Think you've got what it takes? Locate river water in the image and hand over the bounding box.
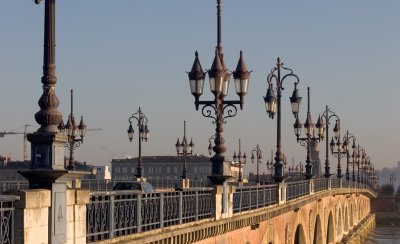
[364,226,400,243]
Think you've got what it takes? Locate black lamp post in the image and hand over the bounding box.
[233,139,246,183]
[321,106,341,178]
[187,0,250,185]
[354,144,362,182]
[58,89,87,170]
[127,107,149,180]
[329,123,347,178]
[264,58,302,182]
[343,130,357,181]
[251,145,262,184]
[293,87,324,179]
[175,121,194,179]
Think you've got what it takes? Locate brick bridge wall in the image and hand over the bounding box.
[95,188,373,244]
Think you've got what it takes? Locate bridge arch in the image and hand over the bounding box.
[336,204,343,238]
[326,211,335,244]
[261,223,280,244]
[349,202,354,227]
[344,205,349,233]
[293,224,306,244]
[312,214,323,244]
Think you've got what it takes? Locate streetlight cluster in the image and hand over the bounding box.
[183,0,378,185]
[58,89,87,170]
[127,107,150,180]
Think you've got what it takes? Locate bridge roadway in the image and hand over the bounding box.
[87,178,376,244]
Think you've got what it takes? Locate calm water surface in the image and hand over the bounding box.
[364,226,400,244]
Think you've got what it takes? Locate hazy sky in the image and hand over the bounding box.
[1,1,399,174]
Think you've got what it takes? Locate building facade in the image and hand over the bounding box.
[111,155,212,181]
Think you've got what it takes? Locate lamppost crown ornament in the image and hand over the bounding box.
[187,0,250,185]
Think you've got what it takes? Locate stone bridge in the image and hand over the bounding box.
[86,178,375,244]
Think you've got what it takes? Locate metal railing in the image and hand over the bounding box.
[286,180,310,200]
[233,184,277,213]
[0,195,20,244]
[81,179,209,192]
[86,177,377,242]
[0,181,29,193]
[314,178,329,192]
[86,188,214,242]
[331,178,341,189]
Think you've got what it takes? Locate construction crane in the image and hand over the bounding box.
[1,125,102,161]
[0,124,30,161]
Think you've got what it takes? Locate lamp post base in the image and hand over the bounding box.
[208,175,232,185]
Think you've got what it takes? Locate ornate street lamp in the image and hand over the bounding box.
[343,130,357,181]
[353,144,363,182]
[233,139,246,183]
[127,107,149,180]
[293,87,324,179]
[175,121,194,179]
[251,145,262,184]
[329,122,347,178]
[187,0,250,185]
[58,89,87,170]
[320,106,341,177]
[264,58,302,182]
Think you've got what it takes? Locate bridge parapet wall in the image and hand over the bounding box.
[88,179,375,244]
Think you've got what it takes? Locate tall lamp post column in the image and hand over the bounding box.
[187,0,250,185]
[58,89,87,170]
[343,130,357,181]
[20,1,89,243]
[251,145,262,184]
[329,124,347,178]
[175,121,194,188]
[127,107,149,181]
[321,106,341,178]
[293,87,324,179]
[233,139,246,184]
[264,58,302,182]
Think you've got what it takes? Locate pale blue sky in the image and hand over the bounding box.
[0,1,399,173]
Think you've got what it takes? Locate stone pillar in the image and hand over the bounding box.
[180,179,190,189]
[66,189,89,244]
[309,178,314,195]
[213,184,236,220]
[278,182,286,205]
[13,189,51,244]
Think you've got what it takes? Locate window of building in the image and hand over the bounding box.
[122,167,127,173]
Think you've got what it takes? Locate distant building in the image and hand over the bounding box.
[0,157,95,181]
[93,166,111,180]
[111,155,241,182]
